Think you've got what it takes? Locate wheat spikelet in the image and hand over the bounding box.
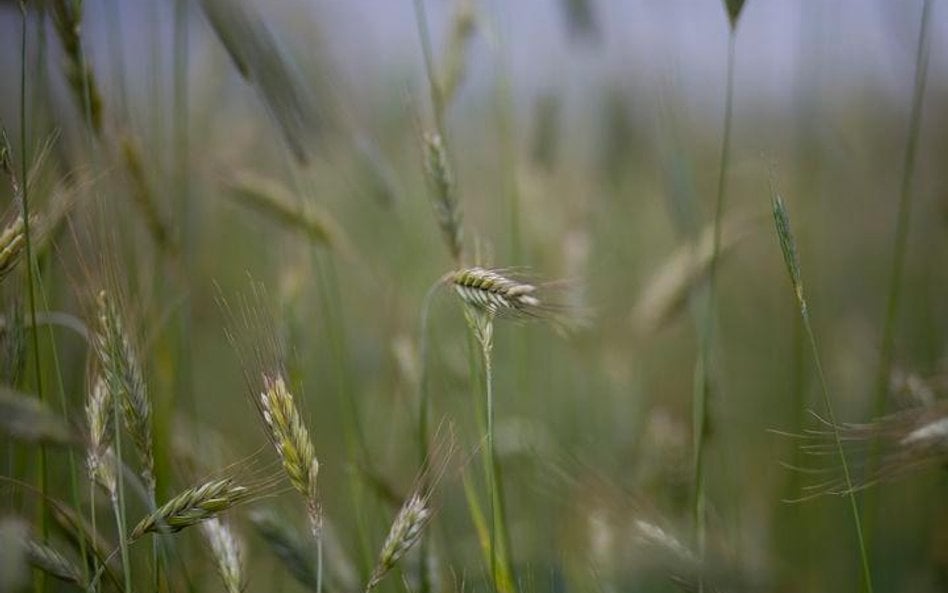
[130,478,253,541]
[259,373,320,532]
[227,171,343,249]
[366,493,432,592]
[93,290,154,494]
[0,387,74,445]
[119,135,176,255]
[25,538,84,586]
[50,0,104,132]
[630,215,750,337]
[0,216,30,281]
[423,133,463,263]
[85,375,116,494]
[251,510,321,592]
[448,267,544,318]
[201,518,245,593]
[438,0,477,107]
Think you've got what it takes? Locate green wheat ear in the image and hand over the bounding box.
[723,0,747,28]
[770,191,805,311]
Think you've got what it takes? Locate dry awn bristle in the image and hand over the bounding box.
[366,493,432,591]
[130,478,253,541]
[93,290,155,494]
[423,133,463,263]
[449,267,542,317]
[201,518,245,593]
[781,400,948,497]
[259,373,320,531]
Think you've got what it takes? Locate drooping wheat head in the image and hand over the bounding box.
[447,267,547,319]
[129,477,254,541]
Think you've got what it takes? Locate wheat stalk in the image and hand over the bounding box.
[129,478,253,541]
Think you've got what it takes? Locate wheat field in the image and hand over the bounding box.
[0,1,946,592]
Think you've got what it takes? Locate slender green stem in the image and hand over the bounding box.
[693,29,736,577]
[89,482,99,593]
[316,529,324,593]
[481,335,497,593]
[799,308,873,593]
[111,395,133,593]
[34,269,89,585]
[312,253,374,576]
[17,11,48,590]
[866,0,933,530]
[167,2,191,588]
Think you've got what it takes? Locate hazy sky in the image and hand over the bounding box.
[1,0,945,125]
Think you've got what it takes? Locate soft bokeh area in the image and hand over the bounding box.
[0,1,947,592]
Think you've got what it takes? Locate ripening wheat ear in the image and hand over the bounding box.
[445,266,582,328]
[424,133,464,264]
[85,375,116,497]
[93,290,154,495]
[201,518,245,593]
[366,423,456,593]
[258,373,321,535]
[367,493,432,592]
[129,477,256,541]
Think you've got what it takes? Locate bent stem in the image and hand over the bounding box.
[865,0,933,544]
[799,309,874,593]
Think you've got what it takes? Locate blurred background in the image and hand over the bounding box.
[0,0,947,592]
